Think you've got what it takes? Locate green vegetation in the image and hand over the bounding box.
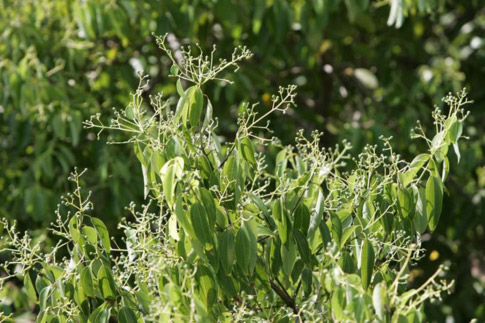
[1,0,484,321]
[0,38,471,321]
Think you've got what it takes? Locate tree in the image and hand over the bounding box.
[0,38,470,322]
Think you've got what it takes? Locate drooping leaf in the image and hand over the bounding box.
[235,225,250,274]
[413,186,428,234]
[396,187,414,219]
[294,229,311,265]
[308,188,324,242]
[426,176,443,231]
[273,199,291,245]
[361,238,375,290]
[188,86,204,127]
[161,157,184,209]
[219,230,235,275]
[190,202,213,250]
[200,188,216,227]
[281,238,297,276]
[294,201,310,235]
[80,267,95,298]
[23,272,37,302]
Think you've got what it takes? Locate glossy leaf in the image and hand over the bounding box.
[361,238,375,290]
[190,203,213,250]
[426,176,443,231]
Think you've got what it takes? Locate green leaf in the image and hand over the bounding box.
[400,154,430,188]
[361,238,375,290]
[135,290,151,314]
[202,97,213,128]
[302,267,313,296]
[190,202,213,250]
[80,267,95,297]
[176,79,184,97]
[168,215,180,241]
[330,214,342,247]
[181,86,204,127]
[308,189,324,242]
[44,264,63,283]
[235,226,250,274]
[269,238,282,276]
[164,283,184,309]
[442,157,450,182]
[219,230,236,275]
[275,148,288,178]
[294,229,311,265]
[372,281,388,320]
[341,225,357,248]
[35,275,48,295]
[428,159,440,178]
[249,193,274,230]
[246,220,258,274]
[331,287,346,321]
[97,266,116,300]
[118,307,138,323]
[426,176,443,231]
[83,226,98,246]
[239,137,256,166]
[252,0,265,34]
[319,220,332,246]
[91,217,111,253]
[170,64,179,76]
[445,116,463,144]
[338,251,356,273]
[281,238,297,276]
[23,272,37,301]
[294,203,310,236]
[431,131,448,162]
[175,196,195,238]
[273,199,292,245]
[161,157,184,209]
[396,187,414,219]
[196,265,218,310]
[175,87,189,123]
[200,188,216,227]
[413,186,428,234]
[222,155,238,182]
[39,286,51,311]
[453,143,461,163]
[69,216,82,247]
[88,303,111,323]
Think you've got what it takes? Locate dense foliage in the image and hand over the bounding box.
[0,38,472,322]
[1,0,484,321]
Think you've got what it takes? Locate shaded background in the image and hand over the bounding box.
[1,0,484,320]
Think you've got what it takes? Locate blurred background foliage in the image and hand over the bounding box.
[0,0,483,321]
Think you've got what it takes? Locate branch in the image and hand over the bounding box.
[269,278,299,315]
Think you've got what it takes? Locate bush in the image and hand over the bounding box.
[0,36,471,322]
